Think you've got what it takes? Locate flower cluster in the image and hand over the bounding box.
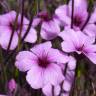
[0,0,96,95]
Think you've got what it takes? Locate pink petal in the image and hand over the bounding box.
[55,5,68,16]
[84,53,96,64]
[53,16,61,27]
[0,11,16,26]
[83,45,96,53]
[69,0,87,11]
[84,24,96,37]
[15,51,37,72]
[55,5,71,25]
[41,20,60,40]
[75,31,88,48]
[60,29,78,52]
[32,17,41,27]
[31,41,52,57]
[42,83,52,96]
[63,80,71,92]
[26,66,44,89]
[42,83,61,96]
[65,70,75,82]
[0,27,18,50]
[61,41,76,53]
[42,84,61,96]
[89,8,96,23]
[17,14,29,25]
[54,85,61,96]
[19,24,37,43]
[44,64,64,85]
[68,56,76,70]
[24,27,37,43]
[59,28,79,44]
[48,48,69,64]
[76,31,95,46]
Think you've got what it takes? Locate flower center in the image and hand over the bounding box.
[38,55,50,68]
[76,44,84,52]
[38,11,52,21]
[9,21,20,31]
[94,22,96,25]
[73,15,82,27]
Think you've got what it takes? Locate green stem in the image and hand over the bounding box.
[0,48,7,92]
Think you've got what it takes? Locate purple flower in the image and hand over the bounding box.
[15,42,69,89]
[55,0,88,30]
[0,11,37,50]
[8,79,17,92]
[32,11,60,40]
[59,28,96,64]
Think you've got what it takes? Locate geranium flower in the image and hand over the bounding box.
[32,11,60,40]
[55,0,88,30]
[59,28,96,64]
[15,42,69,89]
[8,79,17,93]
[42,56,76,96]
[0,11,37,50]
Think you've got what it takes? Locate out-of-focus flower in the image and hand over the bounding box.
[55,0,96,38]
[55,0,96,40]
[55,0,88,30]
[15,42,69,89]
[0,11,37,50]
[8,78,17,93]
[60,28,96,64]
[32,11,60,40]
